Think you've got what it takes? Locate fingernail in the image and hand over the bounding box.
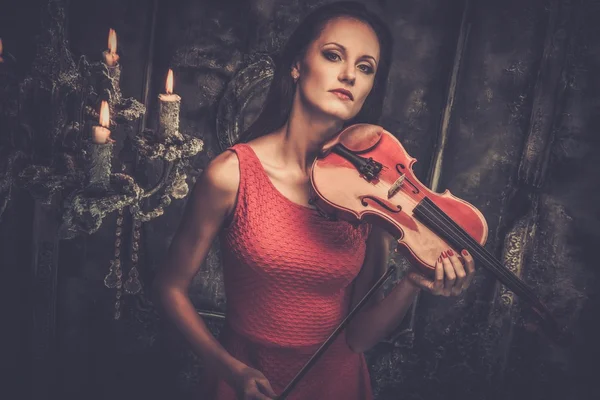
[461,249,469,257]
[448,249,454,256]
[442,251,448,258]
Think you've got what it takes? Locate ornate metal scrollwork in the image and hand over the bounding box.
[216,54,275,149]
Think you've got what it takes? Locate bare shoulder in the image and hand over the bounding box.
[201,149,240,193]
[189,149,240,218]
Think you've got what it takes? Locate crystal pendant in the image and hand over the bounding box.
[124,267,142,294]
[104,259,121,288]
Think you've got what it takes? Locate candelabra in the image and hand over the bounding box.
[0,4,202,320]
[10,56,202,240]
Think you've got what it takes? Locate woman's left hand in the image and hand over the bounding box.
[405,249,475,296]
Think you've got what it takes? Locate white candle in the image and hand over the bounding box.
[88,100,113,192]
[158,92,181,102]
[92,126,111,144]
[158,69,181,140]
[159,69,180,102]
[92,101,113,144]
[102,28,119,67]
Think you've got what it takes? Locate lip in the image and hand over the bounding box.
[330,88,354,101]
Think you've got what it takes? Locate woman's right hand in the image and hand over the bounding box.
[231,364,277,400]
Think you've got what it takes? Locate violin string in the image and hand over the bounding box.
[413,203,535,299]
[373,176,539,304]
[361,159,535,299]
[416,199,540,305]
[364,170,542,308]
[371,180,420,208]
[418,197,532,292]
[418,196,538,299]
[407,200,501,276]
[382,177,516,282]
[371,174,513,275]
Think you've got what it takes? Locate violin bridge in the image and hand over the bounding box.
[387,174,406,199]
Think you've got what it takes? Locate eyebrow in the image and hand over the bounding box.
[322,42,378,66]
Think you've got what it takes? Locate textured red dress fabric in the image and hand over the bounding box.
[200,143,373,400]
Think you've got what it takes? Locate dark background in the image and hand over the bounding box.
[1,0,599,399]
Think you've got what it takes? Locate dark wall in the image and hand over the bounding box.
[1,0,600,399]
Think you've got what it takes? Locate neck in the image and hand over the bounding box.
[272,97,344,177]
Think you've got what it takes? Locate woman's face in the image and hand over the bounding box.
[293,16,381,122]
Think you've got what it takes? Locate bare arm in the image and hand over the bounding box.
[345,225,476,354]
[152,150,245,387]
[345,225,420,353]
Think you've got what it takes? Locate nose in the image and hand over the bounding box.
[339,65,356,85]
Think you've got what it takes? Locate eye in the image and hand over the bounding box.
[323,51,341,61]
[358,64,375,74]
[358,64,375,75]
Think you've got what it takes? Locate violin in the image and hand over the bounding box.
[276,123,571,399]
[309,123,570,346]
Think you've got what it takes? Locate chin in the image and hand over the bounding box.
[302,95,358,122]
[319,105,357,122]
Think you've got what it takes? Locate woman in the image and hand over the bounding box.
[153,2,476,399]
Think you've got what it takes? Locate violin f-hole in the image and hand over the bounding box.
[359,195,402,213]
[395,164,419,194]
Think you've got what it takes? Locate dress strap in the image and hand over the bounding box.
[221,143,267,231]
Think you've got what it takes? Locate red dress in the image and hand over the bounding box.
[201,143,373,400]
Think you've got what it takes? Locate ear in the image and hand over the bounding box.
[291,60,301,78]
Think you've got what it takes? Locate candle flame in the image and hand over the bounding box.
[108,28,117,54]
[166,69,174,94]
[99,101,110,128]
[0,38,3,55]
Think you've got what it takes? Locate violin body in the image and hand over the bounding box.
[310,124,570,346]
[311,123,487,275]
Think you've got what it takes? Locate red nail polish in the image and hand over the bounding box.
[442,251,447,258]
[461,249,469,257]
[448,249,454,256]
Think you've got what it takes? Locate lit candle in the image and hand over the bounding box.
[0,38,16,66]
[101,29,121,101]
[157,69,181,140]
[102,28,119,67]
[88,101,113,192]
[92,101,113,144]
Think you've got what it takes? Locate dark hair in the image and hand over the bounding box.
[236,1,393,144]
